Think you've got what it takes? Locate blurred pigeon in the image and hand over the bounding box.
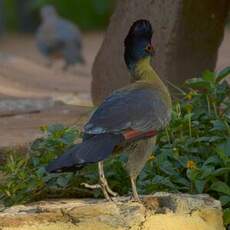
[36,5,84,69]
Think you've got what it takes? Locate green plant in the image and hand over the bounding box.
[138,67,230,226]
[0,67,229,225]
[0,124,129,206]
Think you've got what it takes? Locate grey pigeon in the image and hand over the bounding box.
[36,5,84,69]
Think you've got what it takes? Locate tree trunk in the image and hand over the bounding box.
[92,0,229,105]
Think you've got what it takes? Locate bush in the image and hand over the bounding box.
[0,67,229,225]
[139,67,230,226]
[0,124,129,206]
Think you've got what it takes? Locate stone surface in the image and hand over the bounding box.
[0,193,224,230]
[0,97,55,116]
[92,0,230,104]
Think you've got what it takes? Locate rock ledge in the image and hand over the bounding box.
[0,193,224,230]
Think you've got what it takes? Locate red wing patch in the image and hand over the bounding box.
[122,129,157,141]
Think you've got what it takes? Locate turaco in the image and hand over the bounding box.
[46,19,172,202]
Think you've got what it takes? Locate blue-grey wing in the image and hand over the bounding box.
[84,85,171,134]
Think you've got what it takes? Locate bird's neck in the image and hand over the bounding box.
[132,57,171,106]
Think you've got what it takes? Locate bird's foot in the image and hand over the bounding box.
[81,182,117,201]
[81,183,101,190]
[98,161,118,199]
[100,178,118,197]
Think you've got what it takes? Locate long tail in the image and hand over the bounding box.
[46,133,124,173]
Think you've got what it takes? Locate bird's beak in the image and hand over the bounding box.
[149,44,155,56]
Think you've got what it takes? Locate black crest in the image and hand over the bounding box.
[125,19,153,47]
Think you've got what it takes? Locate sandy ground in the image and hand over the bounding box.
[0,28,229,149]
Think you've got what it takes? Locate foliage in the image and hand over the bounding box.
[0,124,129,206]
[139,67,230,226]
[0,67,230,225]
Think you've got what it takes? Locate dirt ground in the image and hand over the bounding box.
[0,28,229,150]
[0,32,103,149]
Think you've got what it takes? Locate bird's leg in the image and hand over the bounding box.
[98,161,118,197]
[130,176,141,202]
[81,161,117,201]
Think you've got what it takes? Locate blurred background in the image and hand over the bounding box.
[0,2,229,223]
[0,0,116,149]
[0,1,228,149]
[1,0,115,32]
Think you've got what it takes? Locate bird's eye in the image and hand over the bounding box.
[145,44,155,55]
[145,45,152,52]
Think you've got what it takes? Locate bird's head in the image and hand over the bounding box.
[40,5,58,21]
[124,19,154,70]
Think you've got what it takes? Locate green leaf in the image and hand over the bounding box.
[56,176,70,188]
[159,161,177,176]
[202,70,215,82]
[223,208,230,226]
[36,167,46,177]
[61,130,78,145]
[185,78,211,90]
[210,120,226,131]
[173,176,190,187]
[212,168,230,177]
[200,166,215,179]
[203,156,220,166]
[186,169,200,182]
[216,66,230,83]
[195,180,206,193]
[216,139,230,165]
[47,124,65,135]
[210,181,230,195]
[219,196,230,206]
[152,175,176,189]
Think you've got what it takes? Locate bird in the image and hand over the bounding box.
[46,19,172,202]
[36,5,84,70]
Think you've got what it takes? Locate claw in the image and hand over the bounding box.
[81,161,118,201]
[98,161,118,199]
